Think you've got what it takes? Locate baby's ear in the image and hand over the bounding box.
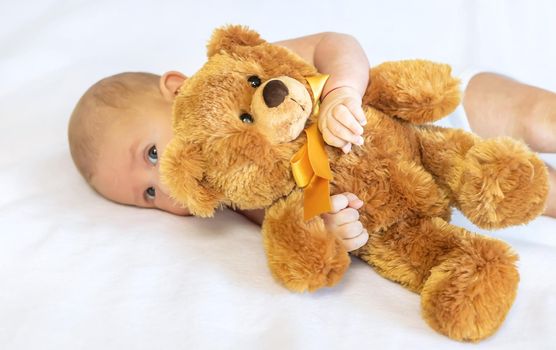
[160,71,187,101]
[160,137,223,217]
[206,25,266,58]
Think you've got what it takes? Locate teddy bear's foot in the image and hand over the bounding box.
[420,236,519,342]
[457,138,548,229]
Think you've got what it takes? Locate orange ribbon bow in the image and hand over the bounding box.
[290,74,333,220]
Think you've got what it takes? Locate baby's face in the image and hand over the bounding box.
[91,96,191,216]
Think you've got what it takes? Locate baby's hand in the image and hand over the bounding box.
[318,86,367,154]
[321,192,369,252]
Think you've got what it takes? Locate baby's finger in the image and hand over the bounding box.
[335,220,364,240]
[341,143,352,154]
[317,111,328,134]
[324,207,360,226]
[342,192,364,209]
[328,193,350,213]
[344,98,367,126]
[332,104,364,136]
[328,115,363,146]
[322,128,349,150]
[342,230,369,252]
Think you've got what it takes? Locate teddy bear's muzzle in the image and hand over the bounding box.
[251,76,313,144]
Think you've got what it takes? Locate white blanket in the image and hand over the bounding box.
[1,1,555,349]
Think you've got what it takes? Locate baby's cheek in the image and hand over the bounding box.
[158,197,191,216]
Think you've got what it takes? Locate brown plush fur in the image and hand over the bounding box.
[160,25,549,342]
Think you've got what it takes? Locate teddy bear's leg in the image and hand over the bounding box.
[353,216,519,341]
[261,191,351,293]
[363,60,461,124]
[415,125,549,229]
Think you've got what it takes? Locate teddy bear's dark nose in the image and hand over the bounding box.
[263,80,289,108]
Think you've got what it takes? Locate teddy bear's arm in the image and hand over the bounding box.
[363,60,460,124]
[160,138,224,217]
[261,191,350,292]
[415,125,548,228]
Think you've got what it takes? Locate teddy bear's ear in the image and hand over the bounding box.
[160,137,223,217]
[206,25,266,58]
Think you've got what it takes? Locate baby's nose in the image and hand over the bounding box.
[263,79,289,107]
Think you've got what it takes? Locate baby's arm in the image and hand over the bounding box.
[274,33,370,153]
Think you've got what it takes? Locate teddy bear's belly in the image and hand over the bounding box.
[329,123,451,232]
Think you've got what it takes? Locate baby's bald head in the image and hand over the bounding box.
[68,72,160,183]
[67,70,190,216]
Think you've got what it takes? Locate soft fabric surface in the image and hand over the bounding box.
[1,1,554,349]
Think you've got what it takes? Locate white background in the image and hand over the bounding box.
[1,1,555,349]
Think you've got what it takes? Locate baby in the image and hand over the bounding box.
[68,32,556,247]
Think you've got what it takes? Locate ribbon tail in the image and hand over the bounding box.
[303,176,332,221]
[290,73,333,221]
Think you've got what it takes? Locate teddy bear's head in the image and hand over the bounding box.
[161,26,321,217]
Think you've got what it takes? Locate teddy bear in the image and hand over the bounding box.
[160,25,549,341]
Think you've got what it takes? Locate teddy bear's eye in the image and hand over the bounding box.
[240,113,254,124]
[247,75,261,88]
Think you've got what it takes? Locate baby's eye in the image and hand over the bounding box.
[145,186,156,201]
[147,145,158,165]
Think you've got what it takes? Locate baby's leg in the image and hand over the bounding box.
[464,72,556,152]
[464,72,556,217]
[546,166,556,217]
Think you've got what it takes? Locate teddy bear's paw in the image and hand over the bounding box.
[457,138,548,229]
[270,238,351,293]
[420,238,519,341]
[305,248,351,292]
